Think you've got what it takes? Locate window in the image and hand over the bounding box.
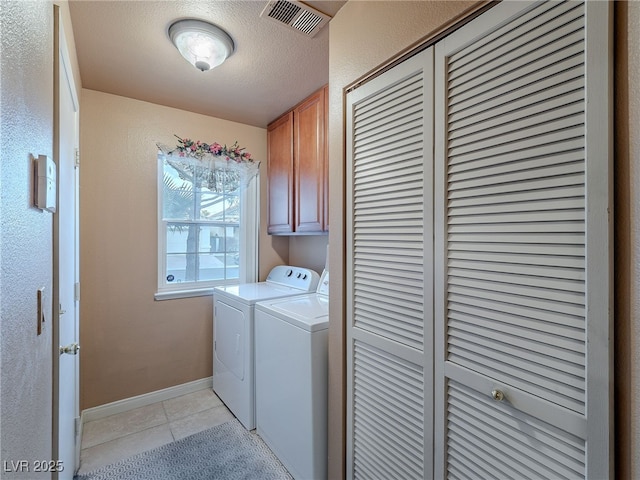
[156,153,258,300]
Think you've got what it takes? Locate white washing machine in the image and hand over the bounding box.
[213,265,319,430]
[254,269,329,480]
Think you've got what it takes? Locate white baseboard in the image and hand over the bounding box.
[81,377,213,424]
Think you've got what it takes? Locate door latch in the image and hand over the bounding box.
[59,342,80,356]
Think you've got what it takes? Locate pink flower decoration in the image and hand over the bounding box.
[171,135,254,163]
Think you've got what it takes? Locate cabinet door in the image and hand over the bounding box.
[433,1,612,478]
[294,88,326,233]
[267,111,294,234]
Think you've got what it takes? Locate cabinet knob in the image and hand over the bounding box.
[491,389,505,402]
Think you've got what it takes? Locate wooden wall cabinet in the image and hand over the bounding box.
[267,85,328,235]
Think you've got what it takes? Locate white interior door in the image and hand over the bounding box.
[433,1,613,478]
[54,6,80,478]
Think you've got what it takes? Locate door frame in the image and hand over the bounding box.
[52,4,80,477]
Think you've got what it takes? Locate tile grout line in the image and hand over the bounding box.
[81,402,171,451]
[160,399,177,442]
[77,422,176,476]
[81,419,171,453]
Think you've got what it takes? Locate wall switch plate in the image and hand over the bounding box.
[37,287,45,335]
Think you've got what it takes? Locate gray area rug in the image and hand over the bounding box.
[74,420,292,480]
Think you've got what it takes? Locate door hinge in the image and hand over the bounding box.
[74,148,80,168]
[74,282,80,302]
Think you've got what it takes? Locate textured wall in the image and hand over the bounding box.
[79,89,288,409]
[0,0,55,475]
[327,2,478,477]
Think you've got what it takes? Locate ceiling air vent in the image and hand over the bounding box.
[260,0,331,37]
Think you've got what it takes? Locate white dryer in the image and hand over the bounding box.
[254,269,329,480]
[213,265,319,430]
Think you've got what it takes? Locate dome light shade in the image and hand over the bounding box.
[168,19,234,72]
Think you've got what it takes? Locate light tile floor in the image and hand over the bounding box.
[77,389,234,475]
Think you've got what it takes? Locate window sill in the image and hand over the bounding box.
[154,288,214,301]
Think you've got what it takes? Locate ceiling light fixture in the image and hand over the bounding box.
[168,19,234,72]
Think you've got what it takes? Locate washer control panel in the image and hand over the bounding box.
[266,265,320,291]
[316,270,329,296]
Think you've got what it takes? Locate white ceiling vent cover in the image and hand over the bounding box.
[260,0,331,37]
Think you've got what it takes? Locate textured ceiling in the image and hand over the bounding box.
[69,1,345,128]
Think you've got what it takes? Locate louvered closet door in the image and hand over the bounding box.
[346,48,434,480]
[433,1,612,479]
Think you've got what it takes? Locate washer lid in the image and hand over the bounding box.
[257,294,328,331]
[214,282,306,305]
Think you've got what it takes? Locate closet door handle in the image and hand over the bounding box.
[491,389,505,402]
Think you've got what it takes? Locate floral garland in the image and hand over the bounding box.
[170,134,254,163]
[158,135,259,193]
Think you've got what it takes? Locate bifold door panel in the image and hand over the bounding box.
[434,1,611,477]
[346,47,435,479]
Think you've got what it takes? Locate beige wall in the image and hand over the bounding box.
[328,1,639,478]
[79,90,288,409]
[289,235,329,274]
